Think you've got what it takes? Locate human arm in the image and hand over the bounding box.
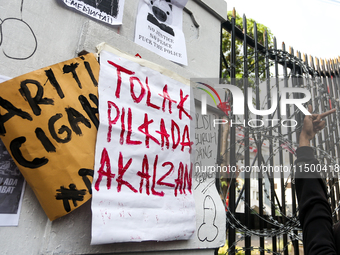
[295,105,337,254]
[299,105,335,147]
[295,147,337,255]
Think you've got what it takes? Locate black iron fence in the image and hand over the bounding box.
[218,8,340,255]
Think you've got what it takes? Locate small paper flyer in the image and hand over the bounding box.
[134,0,188,66]
[61,0,126,25]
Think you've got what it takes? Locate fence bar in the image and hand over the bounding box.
[316,58,337,222]
[273,37,284,254]
[243,14,251,255]
[253,22,265,255]
[306,55,317,148]
[281,42,294,255]
[325,59,340,221]
[329,59,340,219]
[227,7,237,255]
[310,57,325,153]
[289,46,300,255]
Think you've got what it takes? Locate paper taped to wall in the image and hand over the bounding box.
[91,49,195,244]
[61,0,126,25]
[134,0,188,65]
[0,53,100,220]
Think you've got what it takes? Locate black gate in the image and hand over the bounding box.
[219,8,340,255]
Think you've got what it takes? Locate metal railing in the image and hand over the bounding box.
[219,8,340,255]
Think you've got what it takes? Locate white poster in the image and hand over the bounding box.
[134,0,188,66]
[91,49,195,244]
[0,140,26,227]
[0,75,26,227]
[61,0,125,25]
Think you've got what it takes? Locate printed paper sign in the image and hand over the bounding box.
[61,0,125,25]
[0,75,26,226]
[91,50,195,244]
[0,53,100,220]
[0,140,26,226]
[134,0,188,65]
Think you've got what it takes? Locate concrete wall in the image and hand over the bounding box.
[0,0,228,254]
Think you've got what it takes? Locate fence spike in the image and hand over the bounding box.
[331,59,335,72]
[315,57,320,68]
[310,55,316,69]
[328,59,332,70]
[326,59,331,72]
[331,59,335,73]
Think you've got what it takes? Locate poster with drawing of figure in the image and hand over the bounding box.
[61,0,125,25]
[135,0,188,66]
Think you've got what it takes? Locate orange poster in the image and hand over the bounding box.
[0,53,99,220]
